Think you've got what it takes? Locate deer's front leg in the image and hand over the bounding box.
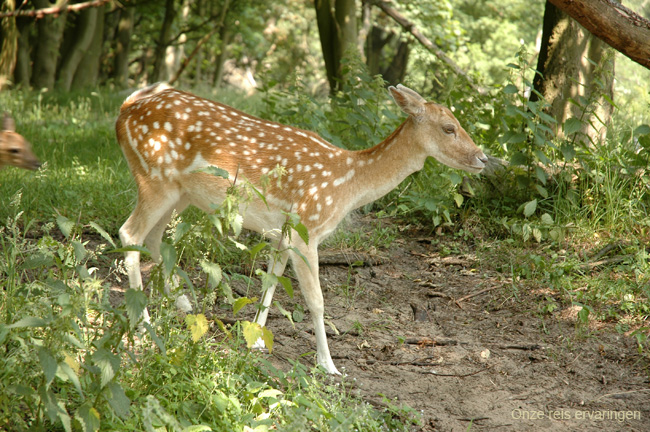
[291,243,341,375]
[252,246,290,350]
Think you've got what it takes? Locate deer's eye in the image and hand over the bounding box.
[443,125,456,135]
[9,148,20,154]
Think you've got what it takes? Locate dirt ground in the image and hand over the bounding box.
[118,214,650,432]
[232,218,650,432]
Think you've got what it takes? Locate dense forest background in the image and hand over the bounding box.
[0,0,648,119]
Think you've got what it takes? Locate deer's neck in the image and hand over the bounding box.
[345,119,427,210]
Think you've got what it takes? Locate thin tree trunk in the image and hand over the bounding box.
[57,6,99,91]
[532,1,614,144]
[14,16,31,86]
[113,5,134,88]
[31,0,67,90]
[72,4,105,89]
[151,0,177,82]
[0,0,18,89]
[314,0,359,94]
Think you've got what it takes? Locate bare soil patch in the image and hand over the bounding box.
[238,218,650,431]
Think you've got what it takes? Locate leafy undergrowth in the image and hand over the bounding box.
[0,202,416,431]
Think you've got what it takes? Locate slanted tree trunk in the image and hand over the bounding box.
[57,6,99,90]
[31,0,67,90]
[72,4,105,89]
[113,5,134,88]
[531,1,614,145]
[314,0,359,94]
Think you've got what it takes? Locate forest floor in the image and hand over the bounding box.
[117,214,650,432]
[234,215,650,432]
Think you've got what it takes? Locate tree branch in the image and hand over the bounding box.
[548,0,650,70]
[0,0,111,19]
[372,0,478,91]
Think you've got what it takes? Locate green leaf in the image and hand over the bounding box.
[108,245,150,256]
[75,402,101,432]
[185,314,209,342]
[541,213,554,225]
[563,117,583,135]
[535,166,547,185]
[248,241,268,258]
[8,316,47,328]
[241,321,263,349]
[503,84,519,94]
[38,348,58,386]
[193,165,230,179]
[273,301,295,327]
[634,124,650,136]
[201,260,222,289]
[293,222,309,245]
[278,275,293,299]
[58,361,83,397]
[159,241,176,278]
[532,228,542,243]
[142,322,166,355]
[233,297,254,316]
[89,222,115,248]
[510,151,527,166]
[173,222,191,245]
[448,172,462,185]
[71,241,87,262]
[57,215,75,239]
[107,382,131,419]
[124,289,147,328]
[453,193,464,208]
[93,348,120,388]
[523,199,537,218]
[535,184,548,198]
[292,304,305,323]
[261,326,274,353]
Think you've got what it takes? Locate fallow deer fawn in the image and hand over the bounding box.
[0,113,41,171]
[116,83,487,375]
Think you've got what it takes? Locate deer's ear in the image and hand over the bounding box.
[389,84,427,117]
[3,113,15,132]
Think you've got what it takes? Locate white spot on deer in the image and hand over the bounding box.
[174,100,181,105]
[321,182,328,189]
[308,214,320,221]
[259,132,265,138]
[297,164,303,172]
[297,179,304,186]
[185,142,191,150]
[333,169,355,186]
[325,196,333,206]
[182,113,190,121]
[141,124,149,134]
[175,112,182,119]
[316,203,322,212]
[346,157,353,165]
[164,153,172,164]
[157,156,163,165]
[171,150,179,160]
[153,121,160,129]
[164,122,173,132]
[309,186,318,196]
[322,171,331,177]
[304,165,311,172]
[261,167,270,174]
[160,135,168,143]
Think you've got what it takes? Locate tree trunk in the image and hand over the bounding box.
[151,0,177,82]
[532,1,614,145]
[113,5,134,88]
[31,0,67,90]
[548,0,650,70]
[13,16,31,86]
[57,6,99,91]
[365,25,409,86]
[0,0,18,89]
[72,4,105,89]
[314,0,359,94]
